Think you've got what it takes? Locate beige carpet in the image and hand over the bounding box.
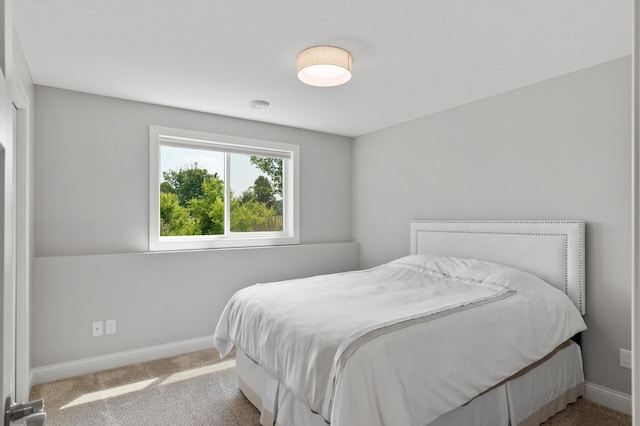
[31,349,631,426]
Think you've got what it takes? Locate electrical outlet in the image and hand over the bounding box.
[92,321,103,337]
[620,348,632,369]
[106,319,117,335]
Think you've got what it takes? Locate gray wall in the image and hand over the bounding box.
[33,57,632,396]
[32,87,358,367]
[35,86,353,256]
[352,57,631,394]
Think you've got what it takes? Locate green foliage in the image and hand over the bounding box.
[187,175,225,235]
[160,181,176,194]
[253,175,275,207]
[238,189,255,205]
[230,200,281,232]
[250,156,283,195]
[163,164,212,206]
[159,162,283,237]
[159,192,197,236]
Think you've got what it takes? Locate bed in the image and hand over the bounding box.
[214,220,587,426]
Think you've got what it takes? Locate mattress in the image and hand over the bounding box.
[236,341,584,426]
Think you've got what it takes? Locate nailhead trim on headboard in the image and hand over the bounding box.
[411,220,585,314]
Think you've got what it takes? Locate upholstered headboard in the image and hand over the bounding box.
[410,220,585,314]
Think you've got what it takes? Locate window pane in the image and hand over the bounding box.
[151,125,298,250]
[230,153,284,232]
[159,145,225,236]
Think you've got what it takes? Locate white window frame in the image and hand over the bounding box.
[149,125,300,251]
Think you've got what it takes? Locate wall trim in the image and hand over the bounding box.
[584,381,632,415]
[30,335,214,386]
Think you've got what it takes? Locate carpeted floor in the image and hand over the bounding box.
[30,349,631,426]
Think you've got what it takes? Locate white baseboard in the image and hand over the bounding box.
[30,335,214,386]
[584,381,632,415]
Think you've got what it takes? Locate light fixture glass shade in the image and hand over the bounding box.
[297,46,352,87]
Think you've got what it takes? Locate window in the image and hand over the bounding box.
[149,126,299,251]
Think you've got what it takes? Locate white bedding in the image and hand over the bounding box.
[235,341,584,426]
[214,255,586,425]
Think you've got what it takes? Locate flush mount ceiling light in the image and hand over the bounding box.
[297,46,352,87]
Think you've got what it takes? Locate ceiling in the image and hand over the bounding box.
[13,1,631,137]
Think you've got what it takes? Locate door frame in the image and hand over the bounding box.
[632,0,639,422]
[11,69,30,403]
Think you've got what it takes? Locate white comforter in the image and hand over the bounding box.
[214,255,586,426]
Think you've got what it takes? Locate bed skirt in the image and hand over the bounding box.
[236,341,584,426]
